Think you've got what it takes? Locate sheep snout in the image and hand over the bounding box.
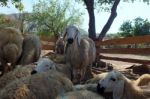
[97,83,105,94]
[67,38,73,44]
[31,70,37,75]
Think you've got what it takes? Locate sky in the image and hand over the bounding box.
[0,0,150,34]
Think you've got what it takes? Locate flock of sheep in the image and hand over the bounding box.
[0,26,149,99]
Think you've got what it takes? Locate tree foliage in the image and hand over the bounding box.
[26,0,83,37]
[118,17,150,37]
[0,0,24,11]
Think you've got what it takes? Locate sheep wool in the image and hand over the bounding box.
[17,34,41,65]
[0,65,35,90]
[0,27,23,75]
[0,70,73,99]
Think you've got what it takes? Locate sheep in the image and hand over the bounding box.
[17,34,42,65]
[74,83,113,99]
[56,90,105,99]
[0,27,23,75]
[86,72,108,84]
[0,70,73,99]
[0,64,35,90]
[134,74,150,86]
[97,70,150,99]
[63,25,96,84]
[31,57,72,80]
[86,72,150,87]
[55,36,65,54]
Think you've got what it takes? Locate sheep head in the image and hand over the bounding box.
[31,58,56,74]
[63,25,80,45]
[97,70,125,99]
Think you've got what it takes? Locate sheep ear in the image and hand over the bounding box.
[63,28,67,40]
[113,80,124,99]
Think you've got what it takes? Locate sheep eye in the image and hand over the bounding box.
[110,77,116,81]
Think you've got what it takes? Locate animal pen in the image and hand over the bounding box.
[40,35,150,67]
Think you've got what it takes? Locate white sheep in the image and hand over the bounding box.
[31,58,56,74]
[56,90,105,99]
[97,70,150,99]
[17,34,42,65]
[73,83,113,99]
[86,72,150,87]
[0,27,23,75]
[31,57,72,79]
[63,25,96,84]
[0,65,35,90]
[0,70,73,99]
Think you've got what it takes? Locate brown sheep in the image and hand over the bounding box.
[17,34,41,65]
[97,70,150,99]
[55,36,65,54]
[0,27,23,75]
[0,65,35,90]
[64,25,96,84]
[0,70,73,99]
[134,74,150,86]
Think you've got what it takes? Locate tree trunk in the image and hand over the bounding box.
[98,0,120,41]
[84,0,96,40]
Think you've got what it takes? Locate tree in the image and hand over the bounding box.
[119,20,133,37]
[79,0,150,41]
[83,0,96,40]
[118,17,150,37]
[0,0,24,11]
[25,0,83,37]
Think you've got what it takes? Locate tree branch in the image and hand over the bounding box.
[98,0,120,41]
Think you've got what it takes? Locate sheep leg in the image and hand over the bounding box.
[81,65,93,83]
[70,66,74,82]
[80,68,86,84]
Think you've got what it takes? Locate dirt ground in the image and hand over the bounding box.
[42,50,150,79]
[42,50,149,70]
[101,53,150,71]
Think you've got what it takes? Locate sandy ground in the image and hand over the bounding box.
[100,53,150,71]
[42,50,149,70]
